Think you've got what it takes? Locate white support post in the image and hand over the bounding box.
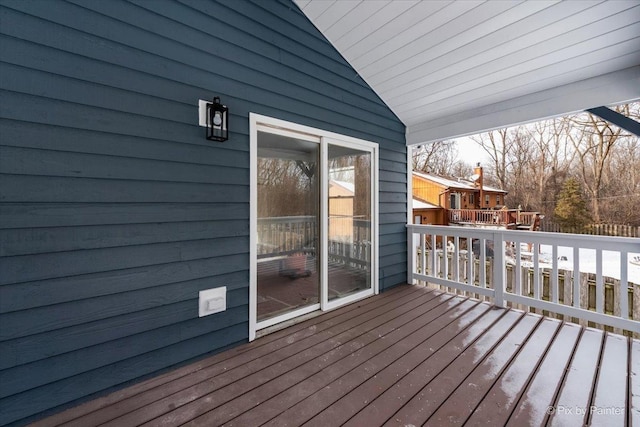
[407,227,414,284]
[406,147,413,284]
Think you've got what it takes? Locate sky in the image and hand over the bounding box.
[454,136,490,166]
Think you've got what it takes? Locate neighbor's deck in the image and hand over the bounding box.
[33,285,639,426]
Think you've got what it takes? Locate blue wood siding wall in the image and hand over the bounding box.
[0,0,407,424]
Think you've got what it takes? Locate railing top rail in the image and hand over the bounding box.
[407,224,640,251]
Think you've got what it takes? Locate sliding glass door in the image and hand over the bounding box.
[327,143,372,302]
[250,114,378,338]
[256,130,320,323]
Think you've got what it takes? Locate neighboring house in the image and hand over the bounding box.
[0,1,406,425]
[329,179,355,241]
[413,167,507,211]
[412,169,545,230]
[412,198,444,225]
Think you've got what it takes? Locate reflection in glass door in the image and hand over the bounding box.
[256,131,320,322]
[327,144,372,300]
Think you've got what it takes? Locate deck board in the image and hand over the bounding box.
[30,284,637,427]
[506,323,582,426]
[549,328,604,426]
[590,334,628,426]
[461,316,561,426]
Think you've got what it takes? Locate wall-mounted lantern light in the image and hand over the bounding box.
[206,96,228,142]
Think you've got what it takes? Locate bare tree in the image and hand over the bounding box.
[502,128,536,210]
[603,137,640,224]
[567,104,630,223]
[449,161,474,179]
[258,158,316,217]
[470,128,518,190]
[412,140,457,175]
[525,118,575,219]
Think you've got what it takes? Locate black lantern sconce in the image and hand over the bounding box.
[206,96,229,142]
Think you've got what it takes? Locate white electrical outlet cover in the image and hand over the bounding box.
[199,286,226,317]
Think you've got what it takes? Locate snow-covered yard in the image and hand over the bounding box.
[530,245,640,284]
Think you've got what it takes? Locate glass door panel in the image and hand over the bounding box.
[256,131,319,322]
[327,144,372,301]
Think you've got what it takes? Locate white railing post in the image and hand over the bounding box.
[407,226,414,284]
[493,231,505,308]
[573,246,580,309]
[420,231,426,280]
[479,237,486,290]
[551,245,559,304]
[621,251,629,320]
[467,236,473,287]
[596,248,604,315]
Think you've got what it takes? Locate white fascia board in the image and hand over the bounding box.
[406,66,640,146]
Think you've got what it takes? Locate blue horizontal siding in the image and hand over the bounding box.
[0,254,248,314]
[1,220,249,257]
[1,236,249,285]
[0,119,249,168]
[0,202,248,229]
[2,286,246,370]
[0,0,406,424]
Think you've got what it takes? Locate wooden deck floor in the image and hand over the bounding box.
[32,284,639,427]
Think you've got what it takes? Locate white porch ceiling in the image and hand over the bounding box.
[294,0,640,145]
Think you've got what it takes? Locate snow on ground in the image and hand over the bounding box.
[533,244,640,284]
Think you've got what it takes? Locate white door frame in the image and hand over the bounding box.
[249,113,379,341]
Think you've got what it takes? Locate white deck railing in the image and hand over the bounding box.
[407,224,640,334]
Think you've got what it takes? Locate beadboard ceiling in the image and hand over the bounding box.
[294,0,640,145]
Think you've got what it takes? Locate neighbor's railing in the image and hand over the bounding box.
[517,212,538,227]
[407,224,640,336]
[448,209,539,228]
[448,209,509,225]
